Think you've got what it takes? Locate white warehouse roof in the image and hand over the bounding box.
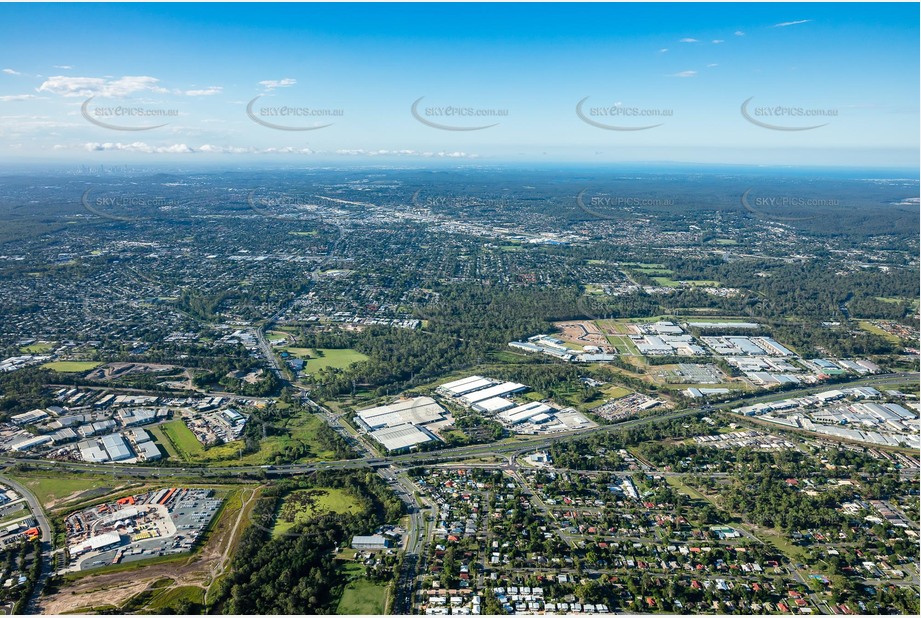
[474,397,516,413]
[439,375,486,392]
[461,382,527,405]
[356,397,445,430]
[370,423,438,451]
[443,377,495,396]
[68,532,122,556]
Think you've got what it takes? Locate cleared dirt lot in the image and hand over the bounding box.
[553,320,609,347]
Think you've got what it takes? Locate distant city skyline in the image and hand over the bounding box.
[0,2,918,168]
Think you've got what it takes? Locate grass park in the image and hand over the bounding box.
[272,488,362,537]
[20,341,55,353]
[156,413,341,466]
[40,360,101,373]
[335,561,390,615]
[279,347,369,373]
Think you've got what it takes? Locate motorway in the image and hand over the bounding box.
[2,373,915,482]
[0,474,53,613]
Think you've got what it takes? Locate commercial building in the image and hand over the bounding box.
[460,382,527,405]
[10,409,49,426]
[68,531,122,557]
[355,397,446,431]
[100,433,132,461]
[369,423,439,452]
[351,534,392,550]
[10,435,53,452]
[438,376,496,397]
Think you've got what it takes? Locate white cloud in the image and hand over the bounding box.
[679,38,699,43]
[2,68,21,76]
[707,63,719,68]
[259,146,314,154]
[258,78,296,90]
[184,86,222,96]
[773,19,812,28]
[199,144,253,154]
[334,148,477,159]
[0,94,37,102]
[84,141,193,153]
[38,75,168,98]
[67,142,476,158]
[712,39,724,44]
[52,65,73,70]
[659,48,669,53]
[734,30,745,36]
[671,70,698,78]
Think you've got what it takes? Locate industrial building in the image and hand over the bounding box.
[355,397,446,431]
[437,375,497,397]
[68,531,122,557]
[500,402,552,425]
[100,433,132,461]
[473,397,516,414]
[369,423,439,452]
[10,409,49,426]
[351,534,392,550]
[10,435,53,452]
[460,382,527,405]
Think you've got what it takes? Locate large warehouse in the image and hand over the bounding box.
[460,382,527,405]
[369,423,439,452]
[355,396,446,431]
[437,375,496,397]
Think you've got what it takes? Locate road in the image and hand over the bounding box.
[0,474,53,613]
[2,372,915,482]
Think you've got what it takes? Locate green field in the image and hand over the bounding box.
[148,425,181,459]
[5,473,135,507]
[281,347,369,373]
[336,562,390,615]
[273,488,362,536]
[603,386,631,399]
[159,420,206,459]
[147,585,205,610]
[159,413,341,465]
[41,360,101,373]
[651,276,681,287]
[857,320,901,344]
[682,280,722,287]
[20,341,55,353]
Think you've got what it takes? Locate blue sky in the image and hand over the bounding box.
[0,2,918,168]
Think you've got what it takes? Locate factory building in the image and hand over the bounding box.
[369,423,439,452]
[355,397,446,431]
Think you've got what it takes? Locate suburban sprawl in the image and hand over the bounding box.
[0,167,917,616]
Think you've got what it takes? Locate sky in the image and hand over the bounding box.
[0,2,918,169]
